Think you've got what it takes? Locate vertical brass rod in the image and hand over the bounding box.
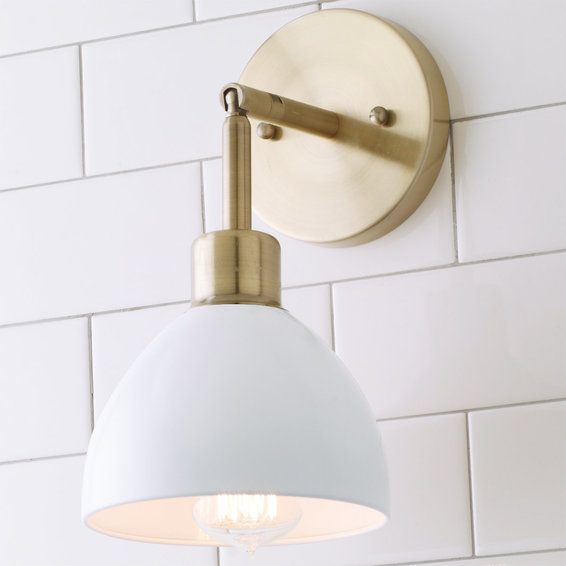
[223,89,252,230]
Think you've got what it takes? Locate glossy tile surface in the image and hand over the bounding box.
[326,0,566,118]
[470,401,566,555]
[412,550,566,565]
[202,156,454,287]
[0,457,217,565]
[0,164,201,325]
[333,253,566,419]
[0,319,90,462]
[195,0,306,20]
[82,6,315,174]
[454,106,566,261]
[222,414,471,566]
[0,0,192,55]
[0,48,82,190]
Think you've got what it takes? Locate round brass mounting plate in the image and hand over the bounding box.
[240,9,449,246]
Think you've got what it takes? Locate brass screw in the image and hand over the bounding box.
[369,106,391,126]
[257,122,277,140]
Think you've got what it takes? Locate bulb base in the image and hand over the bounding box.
[191,229,281,308]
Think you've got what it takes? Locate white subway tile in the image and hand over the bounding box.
[82,6,316,174]
[0,456,217,565]
[222,414,471,566]
[195,0,307,20]
[333,253,566,419]
[0,164,201,325]
[202,156,454,287]
[470,401,566,555]
[92,303,190,419]
[0,0,192,56]
[454,107,566,261]
[408,550,566,566]
[0,319,90,462]
[282,285,333,347]
[326,1,566,118]
[0,48,82,190]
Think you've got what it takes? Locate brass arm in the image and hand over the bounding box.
[221,83,339,139]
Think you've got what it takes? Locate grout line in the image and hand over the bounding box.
[191,0,197,22]
[87,315,95,431]
[199,160,207,233]
[283,246,566,291]
[90,298,190,316]
[464,412,477,556]
[1,247,566,331]
[280,266,454,292]
[375,396,566,425]
[0,174,83,194]
[0,312,90,330]
[0,155,221,195]
[216,547,221,566]
[0,451,86,467]
[448,124,459,262]
[0,2,321,61]
[0,299,191,331]
[328,283,336,351]
[77,45,87,177]
[450,100,566,123]
[0,43,73,61]
[376,546,566,566]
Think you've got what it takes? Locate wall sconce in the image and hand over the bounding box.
[82,9,449,556]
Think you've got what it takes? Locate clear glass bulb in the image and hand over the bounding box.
[193,494,301,556]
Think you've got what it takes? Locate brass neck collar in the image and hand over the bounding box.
[191,229,281,308]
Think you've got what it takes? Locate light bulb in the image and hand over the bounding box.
[193,494,302,555]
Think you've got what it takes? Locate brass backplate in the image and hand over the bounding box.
[240,9,450,246]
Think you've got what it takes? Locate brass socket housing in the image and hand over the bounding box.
[191,230,281,308]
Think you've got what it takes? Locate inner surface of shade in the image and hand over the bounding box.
[86,496,386,545]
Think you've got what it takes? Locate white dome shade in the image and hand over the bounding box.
[82,304,389,545]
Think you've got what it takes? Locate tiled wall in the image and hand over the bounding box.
[0,0,564,564]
